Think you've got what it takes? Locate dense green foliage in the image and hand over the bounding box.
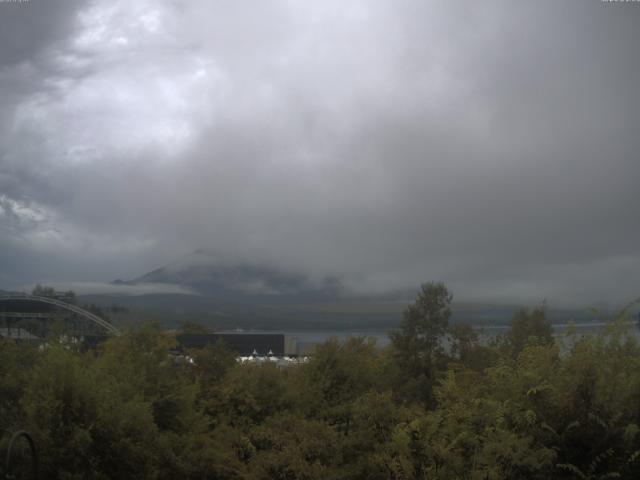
[2,285,640,479]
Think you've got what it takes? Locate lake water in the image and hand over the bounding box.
[223,321,640,351]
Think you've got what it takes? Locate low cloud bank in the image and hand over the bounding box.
[17,282,197,297]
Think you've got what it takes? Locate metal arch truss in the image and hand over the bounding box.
[0,294,120,336]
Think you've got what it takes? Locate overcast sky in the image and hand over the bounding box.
[0,0,638,306]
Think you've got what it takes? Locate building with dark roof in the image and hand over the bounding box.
[176,333,296,356]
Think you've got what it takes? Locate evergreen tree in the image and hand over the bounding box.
[390,282,452,406]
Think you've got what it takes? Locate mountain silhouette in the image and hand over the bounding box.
[113,250,343,303]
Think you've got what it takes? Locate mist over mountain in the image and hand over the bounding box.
[113,250,345,303]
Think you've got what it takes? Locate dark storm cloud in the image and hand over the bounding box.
[0,0,83,66]
[0,0,638,306]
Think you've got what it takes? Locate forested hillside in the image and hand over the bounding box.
[1,284,639,479]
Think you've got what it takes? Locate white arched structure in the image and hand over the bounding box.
[0,294,120,336]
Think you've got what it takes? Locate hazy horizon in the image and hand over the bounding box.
[1,0,639,307]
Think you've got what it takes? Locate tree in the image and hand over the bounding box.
[21,346,162,478]
[178,319,211,334]
[390,282,452,406]
[448,323,477,362]
[248,413,341,480]
[298,337,381,436]
[31,285,76,304]
[32,284,55,297]
[507,306,553,355]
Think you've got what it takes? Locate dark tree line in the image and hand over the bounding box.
[1,282,639,479]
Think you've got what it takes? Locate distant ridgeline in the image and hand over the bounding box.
[111,250,344,303]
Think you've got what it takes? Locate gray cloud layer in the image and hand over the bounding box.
[0,0,638,306]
